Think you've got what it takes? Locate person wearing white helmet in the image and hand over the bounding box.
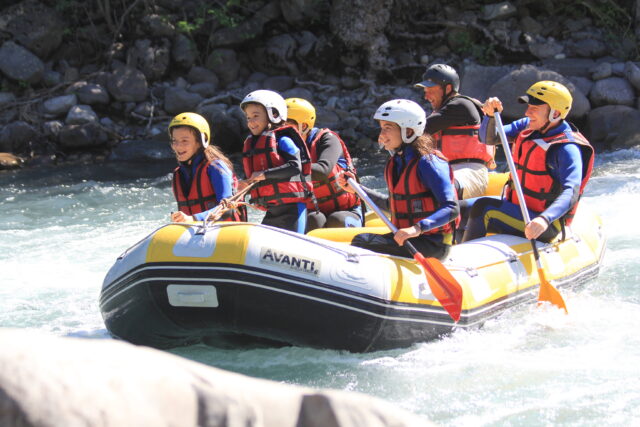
[462,81,594,243]
[338,99,460,260]
[239,89,314,233]
[415,63,496,199]
[168,112,245,223]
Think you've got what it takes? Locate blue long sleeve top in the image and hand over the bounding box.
[480,117,584,224]
[175,153,234,221]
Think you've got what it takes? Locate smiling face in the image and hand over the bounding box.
[244,103,269,136]
[524,103,553,131]
[378,120,404,151]
[170,127,200,162]
[422,85,446,110]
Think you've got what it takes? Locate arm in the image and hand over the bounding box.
[311,131,342,181]
[538,143,583,225]
[262,136,302,180]
[479,116,529,145]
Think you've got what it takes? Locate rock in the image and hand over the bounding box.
[587,105,640,149]
[132,101,154,119]
[108,139,174,161]
[66,105,99,125]
[520,16,542,34]
[611,62,625,76]
[164,87,203,115]
[58,123,109,149]
[568,76,593,97]
[316,107,340,130]
[265,34,299,74]
[127,38,170,81]
[42,94,78,117]
[568,38,608,58]
[197,103,243,153]
[340,76,361,90]
[280,0,325,28]
[0,41,44,84]
[205,49,240,87]
[487,64,590,120]
[460,63,513,102]
[0,0,64,57]
[590,62,612,80]
[589,77,635,107]
[186,66,219,86]
[140,13,176,38]
[188,82,217,98]
[209,2,282,47]
[264,75,295,92]
[42,120,64,139]
[294,31,317,60]
[0,121,37,153]
[172,33,197,69]
[624,61,640,91]
[0,152,24,169]
[67,82,110,105]
[247,72,269,84]
[282,87,314,102]
[528,37,564,60]
[0,328,430,427]
[107,66,149,102]
[541,58,596,78]
[481,1,517,20]
[42,69,62,87]
[0,91,16,108]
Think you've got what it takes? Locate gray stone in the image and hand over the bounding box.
[0,0,64,57]
[0,41,44,84]
[109,139,174,161]
[591,62,612,80]
[58,123,109,148]
[280,0,324,27]
[0,121,36,153]
[264,75,295,92]
[611,62,626,76]
[172,33,197,69]
[188,82,217,98]
[265,34,298,73]
[107,66,149,102]
[0,328,430,427]
[568,38,608,58]
[316,107,340,130]
[247,72,269,84]
[140,13,176,38]
[66,105,99,125]
[164,87,203,115]
[42,70,62,87]
[69,82,110,105]
[590,77,635,107]
[187,66,219,86]
[282,87,314,102]
[133,101,154,119]
[174,76,189,90]
[481,1,517,20]
[528,37,564,60]
[42,120,64,139]
[460,63,514,102]
[587,105,640,149]
[294,31,318,59]
[487,64,590,120]
[568,76,594,97]
[624,61,640,91]
[197,102,243,153]
[205,49,240,87]
[0,92,16,108]
[520,16,543,34]
[340,76,361,90]
[209,2,281,47]
[42,94,78,117]
[127,38,170,81]
[541,58,597,78]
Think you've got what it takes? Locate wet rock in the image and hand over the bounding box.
[0,121,37,153]
[58,123,109,149]
[172,33,197,69]
[164,87,203,115]
[590,77,635,107]
[67,82,110,106]
[0,0,64,57]
[587,105,640,149]
[107,66,149,102]
[42,94,78,117]
[590,62,612,80]
[0,41,44,84]
[624,61,640,91]
[0,152,24,170]
[205,49,240,87]
[66,105,99,125]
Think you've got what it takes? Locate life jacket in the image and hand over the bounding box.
[172,159,245,222]
[384,150,459,237]
[506,123,594,226]
[304,128,360,214]
[242,125,314,209]
[432,95,496,167]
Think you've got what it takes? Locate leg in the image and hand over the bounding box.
[262,203,307,234]
[351,232,450,260]
[325,209,362,228]
[452,163,489,199]
[305,211,327,232]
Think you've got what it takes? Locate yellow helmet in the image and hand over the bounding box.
[285,98,316,130]
[521,81,573,119]
[168,112,210,148]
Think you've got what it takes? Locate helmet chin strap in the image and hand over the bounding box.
[540,109,561,134]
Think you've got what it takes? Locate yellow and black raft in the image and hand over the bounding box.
[99,174,606,352]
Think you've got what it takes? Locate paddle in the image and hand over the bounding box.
[346,177,463,322]
[204,182,255,224]
[493,112,568,313]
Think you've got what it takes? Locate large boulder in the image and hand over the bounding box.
[589,77,635,107]
[0,121,37,153]
[0,0,64,57]
[164,87,204,115]
[586,105,640,150]
[0,41,44,84]
[127,38,171,81]
[0,328,430,427]
[486,65,590,120]
[42,94,78,117]
[460,63,513,102]
[107,66,149,102]
[58,123,109,149]
[205,48,240,87]
[172,33,197,69]
[67,81,110,105]
[209,2,282,47]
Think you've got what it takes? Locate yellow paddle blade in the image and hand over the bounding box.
[536,267,568,314]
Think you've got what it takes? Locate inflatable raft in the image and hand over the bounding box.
[100,175,606,352]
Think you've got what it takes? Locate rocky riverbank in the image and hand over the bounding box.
[1,0,640,171]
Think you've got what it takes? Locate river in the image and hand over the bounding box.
[1,147,639,425]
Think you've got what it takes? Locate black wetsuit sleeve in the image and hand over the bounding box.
[312,132,342,181]
[424,96,481,135]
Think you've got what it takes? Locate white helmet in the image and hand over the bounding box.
[373,99,426,144]
[240,89,287,124]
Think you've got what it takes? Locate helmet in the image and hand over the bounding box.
[415,64,460,92]
[240,90,287,124]
[519,80,572,120]
[168,112,210,148]
[374,99,426,144]
[285,98,316,130]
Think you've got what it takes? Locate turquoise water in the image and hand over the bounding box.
[1,150,639,425]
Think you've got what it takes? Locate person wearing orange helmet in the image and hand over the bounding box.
[461,81,594,243]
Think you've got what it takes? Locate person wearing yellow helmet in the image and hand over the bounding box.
[168,112,245,223]
[239,90,314,233]
[461,81,594,243]
[285,97,362,231]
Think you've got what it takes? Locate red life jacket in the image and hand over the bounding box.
[432,95,496,167]
[506,124,594,226]
[304,128,360,214]
[384,150,459,236]
[242,125,314,208]
[172,159,245,222]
